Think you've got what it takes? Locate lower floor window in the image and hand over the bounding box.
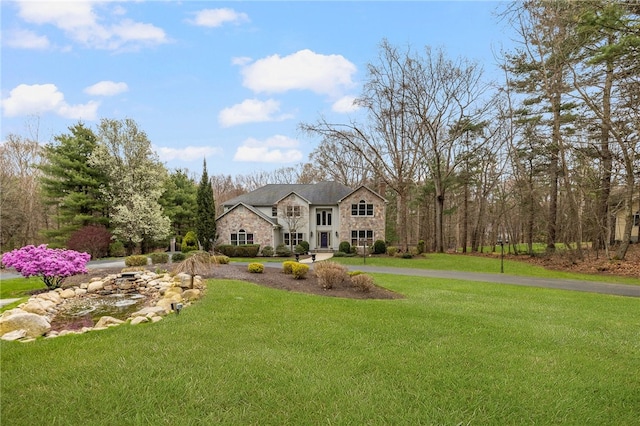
[231,230,254,245]
[285,232,304,246]
[351,230,373,246]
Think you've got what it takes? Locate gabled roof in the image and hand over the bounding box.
[222,181,354,207]
[216,202,280,226]
[339,185,386,203]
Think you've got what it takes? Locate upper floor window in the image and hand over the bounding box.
[351,200,374,216]
[316,210,332,226]
[272,206,278,217]
[231,229,254,246]
[286,205,301,217]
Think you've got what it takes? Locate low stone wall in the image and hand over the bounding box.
[0,271,205,342]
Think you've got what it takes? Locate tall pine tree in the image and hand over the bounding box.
[196,159,216,252]
[39,123,108,246]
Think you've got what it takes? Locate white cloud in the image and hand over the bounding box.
[332,95,360,113]
[4,29,50,49]
[241,49,357,96]
[218,99,292,127]
[84,81,129,96]
[189,8,249,27]
[1,83,99,120]
[155,146,222,162]
[14,0,167,51]
[233,135,303,163]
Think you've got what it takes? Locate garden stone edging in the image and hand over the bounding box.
[0,271,205,342]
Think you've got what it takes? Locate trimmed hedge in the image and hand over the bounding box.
[212,255,230,265]
[149,252,169,264]
[216,244,260,258]
[248,263,264,273]
[291,263,309,279]
[275,243,292,257]
[125,255,148,267]
[171,252,186,262]
[282,261,296,274]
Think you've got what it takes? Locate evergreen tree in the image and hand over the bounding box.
[159,169,198,241]
[39,123,108,246]
[196,159,216,252]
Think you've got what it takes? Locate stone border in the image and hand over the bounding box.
[0,271,205,342]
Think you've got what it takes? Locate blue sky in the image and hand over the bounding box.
[1,1,513,177]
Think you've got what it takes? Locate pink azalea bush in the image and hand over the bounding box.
[1,244,91,289]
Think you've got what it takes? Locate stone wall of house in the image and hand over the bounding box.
[216,206,275,248]
[338,187,386,245]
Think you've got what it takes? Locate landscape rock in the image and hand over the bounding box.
[1,329,27,341]
[0,312,51,338]
[59,289,76,299]
[130,316,149,325]
[94,316,124,328]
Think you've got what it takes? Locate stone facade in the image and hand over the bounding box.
[338,187,386,247]
[216,204,276,248]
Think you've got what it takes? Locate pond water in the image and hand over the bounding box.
[50,293,150,332]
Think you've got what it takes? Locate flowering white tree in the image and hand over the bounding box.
[90,118,170,253]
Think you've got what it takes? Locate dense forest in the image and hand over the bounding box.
[1,1,638,260]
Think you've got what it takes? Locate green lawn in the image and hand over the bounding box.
[2,273,639,425]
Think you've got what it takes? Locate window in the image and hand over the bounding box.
[351,200,374,216]
[286,205,301,217]
[231,229,254,246]
[351,230,373,246]
[316,210,332,226]
[634,212,640,227]
[284,233,304,246]
[272,206,277,217]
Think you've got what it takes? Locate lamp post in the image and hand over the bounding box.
[497,237,507,273]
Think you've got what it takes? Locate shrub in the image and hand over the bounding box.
[261,246,274,257]
[332,251,346,257]
[282,261,296,274]
[299,240,310,253]
[1,244,91,290]
[212,255,229,264]
[248,263,264,273]
[171,252,186,262]
[109,241,126,257]
[294,244,307,254]
[373,239,387,255]
[314,261,348,290]
[216,244,260,257]
[417,240,425,254]
[66,225,112,259]
[182,231,198,253]
[149,252,169,264]
[125,255,148,267]
[275,243,292,257]
[386,246,398,256]
[348,270,363,277]
[291,263,309,279]
[338,241,351,254]
[350,273,375,293]
[401,252,413,259]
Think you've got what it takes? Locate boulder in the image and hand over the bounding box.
[94,316,124,328]
[21,299,55,315]
[59,289,76,299]
[130,306,167,318]
[0,312,51,338]
[87,281,104,293]
[1,329,27,341]
[130,316,149,325]
[182,289,201,301]
[37,291,62,304]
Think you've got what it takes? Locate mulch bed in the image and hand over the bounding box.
[65,263,403,300]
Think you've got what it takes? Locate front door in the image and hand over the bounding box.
[320,232,328,248]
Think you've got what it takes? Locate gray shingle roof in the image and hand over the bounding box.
[222,181,354,207]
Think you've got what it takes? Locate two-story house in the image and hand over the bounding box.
[215,181,386,252]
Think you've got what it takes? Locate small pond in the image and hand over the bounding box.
[50,293,151,332]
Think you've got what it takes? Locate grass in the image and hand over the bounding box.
[331,253,640,285]
[2,273,639,425]
[0,276,46,300]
